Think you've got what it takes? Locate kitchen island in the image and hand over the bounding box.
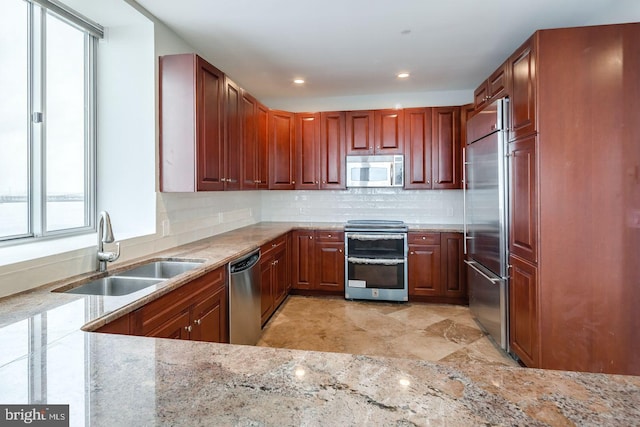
[0,222,638,426]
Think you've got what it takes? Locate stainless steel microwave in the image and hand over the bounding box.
[346,155,404,188]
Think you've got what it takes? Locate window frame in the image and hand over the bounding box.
[0,0,100,245]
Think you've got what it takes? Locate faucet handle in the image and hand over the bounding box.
[106,242,121,262]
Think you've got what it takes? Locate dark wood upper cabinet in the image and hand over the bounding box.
[256,103,269,189]
[224,77,242,190]
[474,61,508,112]
[295,113,321,190]
[160,54,224,192]
[509,37,536,141]
[404,107,433,189]
[269,110,295,189]
[374,109,404,154]
[346,110,374,154]
[431,106,461,189]
[319,111,346,189]
[240,90,257,189]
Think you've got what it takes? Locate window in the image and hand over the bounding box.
[0,0,101,242]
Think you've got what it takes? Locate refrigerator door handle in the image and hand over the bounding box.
[464,260,504,284]
[463,146,467,254]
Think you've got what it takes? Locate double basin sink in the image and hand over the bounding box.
[59,260,204,296]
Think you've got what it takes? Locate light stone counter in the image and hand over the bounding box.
[0,221,637,426]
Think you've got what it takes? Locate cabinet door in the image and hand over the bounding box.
[240,91,258,189]
[269,110,295,189]
[509,135,538,263]
[509,37,536,141]
[224,77,242,190]
[408,244,441,297]
[319,112,346,189]
[346,110,374,154]
[190,285,228,343]
[509,255,539,367]
[431,107,461,189]
[440,233,466,299]
[488,62,508,101]
[292,230,315,289]
[295,113,321,190]
[146,310,191,340]
[260,253,274,325]
[196,56,225,191]
[473,81,489,111]
[374,109,404,154]
[256,103,269,189]
[404,107,433,189]
[315,241,345,292]
[95,314,130,335]
[273,246,289,306]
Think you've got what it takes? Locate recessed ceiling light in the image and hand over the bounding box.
[397,72,410,79]
[293,79,305,84]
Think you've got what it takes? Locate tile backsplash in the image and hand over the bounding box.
[261,189,463,224]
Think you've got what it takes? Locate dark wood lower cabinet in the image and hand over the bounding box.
[128,266,228,343]
[260,234,289,325]
[292,230,344,294]
[408,232,467,304]
[508,255,539,367]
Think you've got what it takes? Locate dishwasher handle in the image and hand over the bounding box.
[230,250,261,273]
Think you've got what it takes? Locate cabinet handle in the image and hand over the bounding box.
[427,180,430,184]
[272,243,277,247]
[328,234,332,237]
[194,319,201,325]
[410,251,415,255]
[185,325,192,332]
[422,236,426,240]
[322,181,326,184]
[339,249,343,253]
[292,180,296,184]
[309,236,313,239]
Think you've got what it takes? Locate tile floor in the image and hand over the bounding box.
[257,295,518,367]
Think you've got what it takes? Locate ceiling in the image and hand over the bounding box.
[133,0,640,107]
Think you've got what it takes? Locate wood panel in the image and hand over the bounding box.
[509,134,538,263]
[224,77,241,190]
[319,112,346,189]
[509,37,536,141]
[346,110,374,154]
[240,91,257,189]
[295,113,320,190]
[440,233,466,299]
[374,109,404,154]
[404,107,433,189]
[269,110,295,189]
[256,103,269,189]
[509,255,538,367]
[432,106,461,189]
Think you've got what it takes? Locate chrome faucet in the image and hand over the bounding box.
[97,211,120,272]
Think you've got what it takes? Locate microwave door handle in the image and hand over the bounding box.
[390,162,394,186]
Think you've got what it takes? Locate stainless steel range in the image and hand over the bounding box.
[344,220,408,302]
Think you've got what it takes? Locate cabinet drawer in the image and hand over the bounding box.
[408,232,440,245]
[315,230,344,242]
[261,234,287,256]
[132,267,226,336]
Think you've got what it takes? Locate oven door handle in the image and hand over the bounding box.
[347,257,405,266]
[347,233,406,240]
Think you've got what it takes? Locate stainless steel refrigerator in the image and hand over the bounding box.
[464,98,509,351]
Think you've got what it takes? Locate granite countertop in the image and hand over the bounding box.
[0,221,638,426]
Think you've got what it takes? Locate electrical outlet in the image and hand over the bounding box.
[162,220,170,237]
[372,289,379,298]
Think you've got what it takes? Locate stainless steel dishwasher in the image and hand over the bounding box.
[228,249,262,345]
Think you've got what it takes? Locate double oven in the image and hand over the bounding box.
[344,220,408,302]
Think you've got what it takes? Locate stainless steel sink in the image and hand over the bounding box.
[114,260,203,279]
[59,259,204,296]
[63,276,162,296]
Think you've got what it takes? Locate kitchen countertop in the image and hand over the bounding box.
[0,221,638,426]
